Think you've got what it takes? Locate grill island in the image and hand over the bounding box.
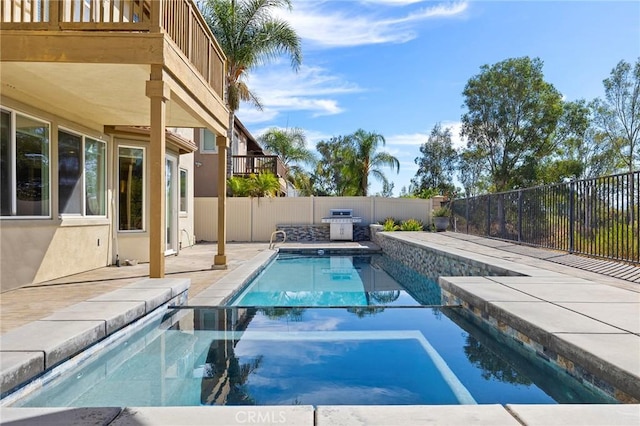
[321,208,363,241]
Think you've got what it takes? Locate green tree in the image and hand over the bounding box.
[411,123,458,196]
[258,127,316,183]
[376,181,395,197]
[461,57,564,192]
[289,168,315,196]
[314,136,355,196]
[201,0,302,176]
[458,148,488,197]
[542,99,618,182]
[313,130,399,196]
[594,58,640,173]
[250,171,280,197]
[348,129,400,196]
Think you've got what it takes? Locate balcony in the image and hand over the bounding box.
[232,155,287,179]
[1,0,227,133]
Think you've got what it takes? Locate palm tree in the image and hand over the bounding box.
[349,129,400,196]
[200,0,302,175]
[258,127,316,182]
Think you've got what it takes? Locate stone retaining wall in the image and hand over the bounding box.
[276,224,370,242]
[371,229,521,281]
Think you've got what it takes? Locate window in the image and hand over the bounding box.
[200,129,218,154]
[179,168,188,213]
[85,138,106,216]
[1,109,50,217]
[231,130,240,156]
[58,130,107,216]
[58,131,82,214]
[118,146,144,231]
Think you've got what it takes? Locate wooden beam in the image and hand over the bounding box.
[213,134,228,268]
[0,31,163,64]
[146,75,170,278]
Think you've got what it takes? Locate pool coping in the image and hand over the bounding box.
[1,403,640,425]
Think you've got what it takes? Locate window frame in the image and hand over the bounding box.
[199,128,218,154]
[1,107,51,219]
[117,144,146,233]
[57,127,107,218]
[179,168,188,215]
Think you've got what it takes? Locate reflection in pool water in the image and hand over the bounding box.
[13,307,615,407]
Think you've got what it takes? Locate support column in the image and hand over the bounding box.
[213,134,228,268]
[146,76,169,278]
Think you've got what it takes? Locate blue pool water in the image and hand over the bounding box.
[12,306,613,407]
[8,253,615,407]
[230,255,435,307]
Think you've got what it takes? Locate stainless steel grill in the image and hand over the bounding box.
[321,209,362,241]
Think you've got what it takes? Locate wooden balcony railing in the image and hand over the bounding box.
[232,155,287,179]
[1,0,225,98]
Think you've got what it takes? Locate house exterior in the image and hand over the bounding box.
[0,0,229,292]
[194,117,288,198]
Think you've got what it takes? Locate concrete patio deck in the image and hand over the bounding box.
[1,234,639,425]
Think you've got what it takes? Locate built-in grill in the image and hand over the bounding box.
[321,208,362,241]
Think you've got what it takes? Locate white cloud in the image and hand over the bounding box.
[440,120,467,149]
[281,1,468,48]
[386,132,428,146]
[237,64,362,124]
[248,126,333,150]
[236,108,279,125]
[383,121,466,149]
[361,0,427,4]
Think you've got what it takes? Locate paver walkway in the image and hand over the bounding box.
[0,243,268,333]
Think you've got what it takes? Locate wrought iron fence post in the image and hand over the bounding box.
[465,198,469,234]
[569,179,575,254]
[486,196,491,236]
[517,190,523,242]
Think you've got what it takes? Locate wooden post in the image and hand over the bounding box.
[213,134,228,268]
[146,74,169,278]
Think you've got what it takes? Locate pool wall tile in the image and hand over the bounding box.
[0,352,44,395]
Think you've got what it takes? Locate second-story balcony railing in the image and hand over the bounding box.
[232,155,287,178]
[1,0,225,98]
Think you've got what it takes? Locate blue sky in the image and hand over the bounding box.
[236,0,640,196]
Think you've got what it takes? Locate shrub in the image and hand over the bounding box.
[400,218,424,231]
[227,176,251,197]
[382,217,400,231]
[228,172,280,198]
[432,206,451,217]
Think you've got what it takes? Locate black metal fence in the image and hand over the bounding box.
[450,171,639,264]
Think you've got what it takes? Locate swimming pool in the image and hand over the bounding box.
[9,306,613,407]
[230,254,443,307]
